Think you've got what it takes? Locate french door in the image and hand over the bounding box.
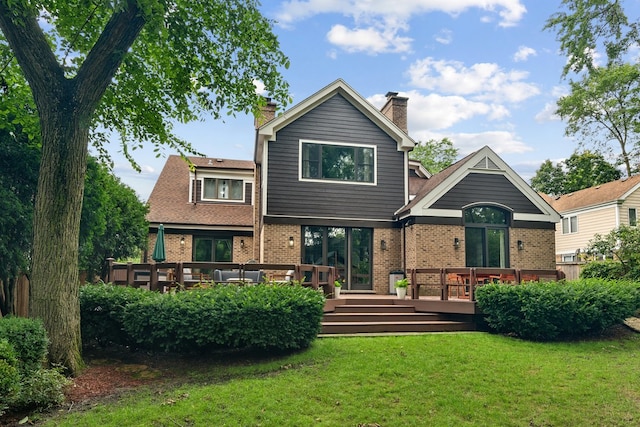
[302,226,372,291]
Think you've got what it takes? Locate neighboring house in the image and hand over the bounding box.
[147,79,561,293]
[543,174,640,262]
[146,156,255,264]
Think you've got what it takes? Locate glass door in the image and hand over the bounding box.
[302,226,371,290]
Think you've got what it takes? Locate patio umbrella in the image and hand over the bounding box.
[152,224,166,263]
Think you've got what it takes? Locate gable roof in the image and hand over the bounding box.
[147,155,254,230]
[255,79,415,163]
[397,146,561,223]
[545,174,640,213]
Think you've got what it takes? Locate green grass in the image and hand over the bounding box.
[44,332,640,426]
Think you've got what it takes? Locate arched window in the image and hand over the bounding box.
[464,205,511,268]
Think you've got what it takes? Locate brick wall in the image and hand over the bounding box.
[509,228,556,269]
[373,228,402,294]
[405,224,465,268]
[262,224,301,264]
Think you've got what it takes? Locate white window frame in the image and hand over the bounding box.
[562,215,578,234]
[200,177,245,202]
[630,208,637,227]
[298,139,377,186]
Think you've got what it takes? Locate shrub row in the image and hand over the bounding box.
[80,283,326,353]
[475,279,640,341]
[0,317,69,417]
[80,283,155,347]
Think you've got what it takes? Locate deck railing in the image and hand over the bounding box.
[407,267,566,301]
[106,259,338,297]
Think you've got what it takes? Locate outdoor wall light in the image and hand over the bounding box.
[288,236,294,248]
[180,235,185,246]
[240,239,245,249]
[381,239,387,251]
[453,237,460,249]
[517,240,524,251]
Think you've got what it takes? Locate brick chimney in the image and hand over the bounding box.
[380,91,408,133]
[254,97,277,129]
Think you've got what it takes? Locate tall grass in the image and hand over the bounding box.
[45,332,640,426]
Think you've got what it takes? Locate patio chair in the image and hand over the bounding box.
[447,273,469,299]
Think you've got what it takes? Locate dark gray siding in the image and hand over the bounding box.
[266,94,405,220]
[431,173,543,214]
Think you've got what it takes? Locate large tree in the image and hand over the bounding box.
[0,1,289,374]
[530,150,621,195]
[546,1,640,177]
[555,63,640,176]
[79,157,149,282]
[409,138,458,174]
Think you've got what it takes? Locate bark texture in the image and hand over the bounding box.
[0,1,146,374]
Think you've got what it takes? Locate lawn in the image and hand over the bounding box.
[43,331,640,426]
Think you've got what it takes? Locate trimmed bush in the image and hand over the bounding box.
[580,260,625,280]
[122,284,325,353]
[0,339,21,416]
[476,279,640,341]
[80,283,156,347]
[12,367,70,412]
[0,317,48,374]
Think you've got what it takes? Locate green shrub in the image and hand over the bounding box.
[13,367,70,411]
[0,339,21,416]
[580,260,625,280]
[0,317,48,374]
[476,279,640,341]
[123,284,325,353]
[80,283,156,347]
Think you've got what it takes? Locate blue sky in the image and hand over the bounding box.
[108,1,583,200]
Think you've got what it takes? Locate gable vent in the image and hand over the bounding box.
[473,156,500,170]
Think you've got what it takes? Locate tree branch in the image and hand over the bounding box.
[0,1,65,110]
[74,0,147,117]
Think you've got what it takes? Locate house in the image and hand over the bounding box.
[146,156,256,264]
[543,174,640,262]
[147,79,561,293]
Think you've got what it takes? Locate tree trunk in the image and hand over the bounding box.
[30,95,88,375]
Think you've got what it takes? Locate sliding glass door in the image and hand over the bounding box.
[302,226,372,290]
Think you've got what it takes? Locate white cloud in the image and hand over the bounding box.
[513,45,536,62]
[326,24,412,53]
[417,130,533,155]
[253,80,266,95]
[534,102,560,123]
[407,57,540,103]
[434,29,453,45]
[275,0,527,52]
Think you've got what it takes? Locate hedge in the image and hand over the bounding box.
[0,316,48,374]
[80,283,326,353]
[475,279,640,341]
[80,283,156,347]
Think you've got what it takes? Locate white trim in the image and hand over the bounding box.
[407,146,561,223]
[420,208,462,218]
[298,139,377,186]
[258,79,415,151]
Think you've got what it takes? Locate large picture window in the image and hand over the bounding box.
[193,236,232,262]
[301,141,375,183]
[464,206,510,268]
[202,178,243,201]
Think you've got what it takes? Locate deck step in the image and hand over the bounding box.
[321,320,474,334]
[321,299,477,335]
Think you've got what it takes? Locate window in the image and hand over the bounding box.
[202,178,243,201]
[193,236,232,262]
[630,208,637,226]
[301,141,375,183]
[464,206,511,268]
[562,216,578,234]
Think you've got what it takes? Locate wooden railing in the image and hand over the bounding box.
[406,267,566,301]
[106,259,338,297]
